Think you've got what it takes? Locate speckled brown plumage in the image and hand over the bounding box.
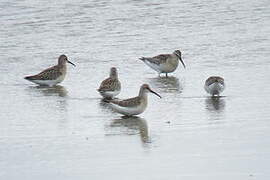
[98,78,121,92]
[24,54,75,86]
[140,54,171,65]
[109,96,142,107]
[139,50,185,76]
[25,65,64,80]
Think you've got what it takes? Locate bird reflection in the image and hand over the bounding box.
[26,85,68,127]
[33,85,68,97]
[99,99,110,107]
[109,116,150,143]
[149,76,182,93]
[205,96,225,111]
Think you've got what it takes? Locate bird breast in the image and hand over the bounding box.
[161,56,179,72]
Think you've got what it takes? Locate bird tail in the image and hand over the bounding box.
[139,57,146,61]
[103,98,112,103]
[24,75,35,80]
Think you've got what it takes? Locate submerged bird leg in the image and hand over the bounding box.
[166,73,168,77]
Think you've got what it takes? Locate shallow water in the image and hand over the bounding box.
[1,0,270,179]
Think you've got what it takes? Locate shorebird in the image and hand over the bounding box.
[139,50,186,77]
[204,76,225,96]
[105,84,161,116]
[24,54,75,86]
[98,67,121,99]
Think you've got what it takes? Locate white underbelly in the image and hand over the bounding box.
[100,90,120,98]
[110,102,147,116]
[144,61,162,73]
[204,82,225,95]
[144,61,178,73]
[30,75,65,86]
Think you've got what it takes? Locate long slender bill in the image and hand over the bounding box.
[68,60,76,67]
[149,89,162,98]
[179,57,186,68]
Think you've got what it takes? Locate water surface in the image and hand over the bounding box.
[1,0,270,179]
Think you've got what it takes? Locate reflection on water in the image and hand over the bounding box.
[99,98,123,115]
[108,116,150,143]
[1,0,269,178]
[205,96,226,112]
[26,85,68,113]
[99,99,109,107]
[30,85,68,97]
[205,97,226,123]
[99,99,115,114]
[148,76,182,93]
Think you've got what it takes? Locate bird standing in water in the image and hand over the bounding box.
[98,67,121,99]
[139,50,185,77]
[106,84,161,116]
[24,54,75,86]
[204,76,225,96]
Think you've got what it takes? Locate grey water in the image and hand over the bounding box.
[1,0,270,179]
